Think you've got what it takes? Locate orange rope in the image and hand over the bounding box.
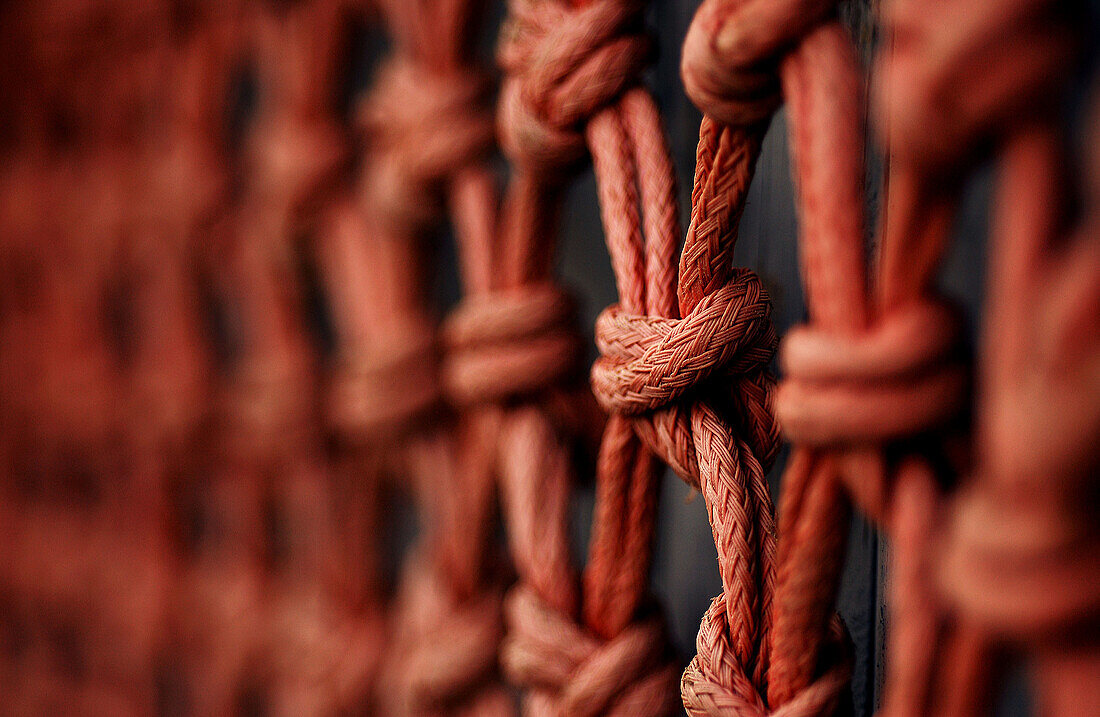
[349,1,514,713]
[490,0,683,712]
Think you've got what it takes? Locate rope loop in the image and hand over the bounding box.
[590,269,776,488]
[501,586,681,716]
[682,598,852,717]
[497,0,653,175]
[360,57,495,231]
[442,283,583,406]
[681,0,837,126]
[592,269,774,416]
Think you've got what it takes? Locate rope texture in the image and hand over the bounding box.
[1,1,1098,714]
[487,0,687,713]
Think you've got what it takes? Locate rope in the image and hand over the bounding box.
[679,0,1091,715]
[889,0,1100,713]
[198,2,383,712]
[675,0,973,711]
[486,0,683,712]
[1,2,1098,714]
[657,1,848,711]
[353,1,514,713]
[0,2,198,711]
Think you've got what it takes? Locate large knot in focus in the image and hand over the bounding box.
[380,556,511,716]
[591,269,776,489]
[360,58,495,232]
[876,0,1084,172]
[442,283,582,406]
[682,598,853,716]
[328,321,440,442]
[501,586,681,716]
[681,0,837,125]
[497,0,653,175]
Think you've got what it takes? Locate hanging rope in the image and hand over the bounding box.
[1,2,1098,714]
[678,0,1091,714]
[0,2,177,710]
[940,123,1100,717]
[195,1,361,711]
[123,5,242,713]
[488,0,683,713]
[346,1,515,713]
[676,0,970,712]
[894,0,1100,714]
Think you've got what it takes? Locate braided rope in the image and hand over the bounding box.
[680,1,1093,716]
[676,0,970,712]
[680,0,981,712]
[189,3,386,712]
[484,0,684,712]
[1,2,1097,715]
[0,2,206,710]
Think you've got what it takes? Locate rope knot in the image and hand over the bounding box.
[501,586,680,716]
[382,557,511,716]
[941,482,1100,640]
[590,270,776,486]
[592,269,774,415]
[775,299,967,448]
[682,598,853,716]
[876,0,1084,172]
[360,58,495,231]
[681,0,837,125]
[497,0,653,175]
[328,322,440,441]
[442,284,582,406]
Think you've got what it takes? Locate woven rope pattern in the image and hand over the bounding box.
[1,1,1098,715]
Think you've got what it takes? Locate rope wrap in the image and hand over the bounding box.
[502,587,680,716]
[498,0,653,175]
[443,284,583,406]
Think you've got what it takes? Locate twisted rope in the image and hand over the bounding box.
[0,2,187,711]
[679,0,982,712]
[680,0,1091,715]
[662,1,857,712]
[192,3,386,712]
[476,0,684,712]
